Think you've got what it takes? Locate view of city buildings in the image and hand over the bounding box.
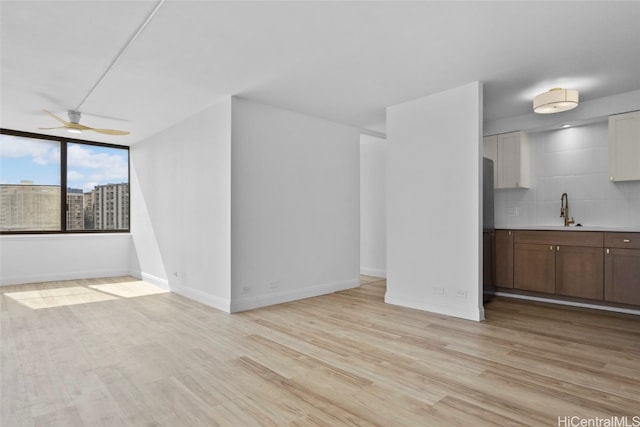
[67,188,84,230]
[0,181,60,231]
[0,181,129,231]
[86,183,130,230]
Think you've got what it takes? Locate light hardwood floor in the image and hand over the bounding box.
[2,276,639,426]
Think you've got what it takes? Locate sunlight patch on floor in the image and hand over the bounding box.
[4,286,118,309]
[89,281,169,298]
[3,279,168,309]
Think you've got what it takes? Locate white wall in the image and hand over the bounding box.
[360,134,387,277]
[495,121,640,228]
[130,99,232,310]
[0,233,131,285]
[230,97,360,312]
[130,96,359,313]
[386,82,484,321]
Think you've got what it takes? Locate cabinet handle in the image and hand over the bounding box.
[557,245,560,251]
[508,231,512,236]
[623,239,631,243]
[610,176,615,181]
[549,245,553,251]
[606,248,610,254]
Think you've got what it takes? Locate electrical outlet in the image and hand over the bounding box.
[455,289,467,298]
[268,280,280,290]
[507,207,519,217]
[241,286,252,295]
[432,287,444,295]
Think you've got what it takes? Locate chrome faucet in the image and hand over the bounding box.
[560,193,575,226]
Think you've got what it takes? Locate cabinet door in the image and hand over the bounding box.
[555,246,604,300]
[514,243,555,293]
[495,230,514,288]
[609,111,640,182]
[483,135,498,189]
[497,132,530,188]
[483,230,494,300]
[497,132,520,189]
[605,248,640,305]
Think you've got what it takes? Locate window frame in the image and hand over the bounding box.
[0,128,130,235]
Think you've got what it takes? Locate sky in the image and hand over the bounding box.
[0,133,128,192]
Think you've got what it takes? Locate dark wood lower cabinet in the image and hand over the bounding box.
[495,230,514,288]
[514,243,555,293]
[500,230,640,307]
[605,248,640,305]
[555,246,604,300]
[483,230,495,301]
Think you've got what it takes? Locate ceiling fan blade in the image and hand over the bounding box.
[69,122,92,131]
[43,110,71,126]
[41,109,129,136]
[89,128,131,136]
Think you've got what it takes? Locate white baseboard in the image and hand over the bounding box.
[171,284,231,313]
[230,279,360,313]
[140,272,170,290]
[494,292,640,316]
[0,269,132,287]
[360,268,387,278]
[384,292,483,322]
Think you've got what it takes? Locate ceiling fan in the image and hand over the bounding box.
[35,1,165,138]
[39,110,130,136]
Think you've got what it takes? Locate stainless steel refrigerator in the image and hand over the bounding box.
[483,157,495,303]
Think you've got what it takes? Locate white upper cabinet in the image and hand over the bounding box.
[483,131,530,189]
[609,111,640,182]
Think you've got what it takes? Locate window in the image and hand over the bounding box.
[1,129,129,233]
[0,134,60,231]
[66,142,129,231]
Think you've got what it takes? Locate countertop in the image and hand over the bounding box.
[495,225,640,232]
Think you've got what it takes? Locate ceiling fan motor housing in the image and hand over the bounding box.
[68,110,81,124]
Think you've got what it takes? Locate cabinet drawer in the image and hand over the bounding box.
[604,232,640,249]
[515,230,603,247]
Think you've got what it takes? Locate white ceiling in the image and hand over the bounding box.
[1,1,639,145]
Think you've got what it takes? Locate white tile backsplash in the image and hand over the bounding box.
[493,121,640,228]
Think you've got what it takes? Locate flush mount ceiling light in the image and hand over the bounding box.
[533,88,579,114]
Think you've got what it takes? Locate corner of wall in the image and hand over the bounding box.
[140,272,170,290]
[130,99,233,309]
[384,291,484,322]
[386,81,483,321]
[360,268,387,278]
[230,278,359,313]
[229,98,360,312]
[170,284,231,313]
